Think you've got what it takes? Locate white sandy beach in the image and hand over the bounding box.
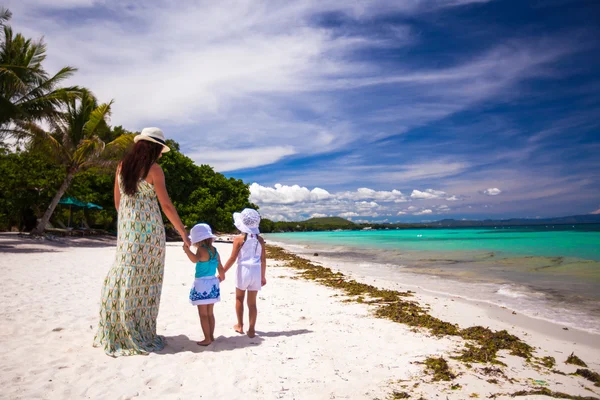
[1,233,599,400]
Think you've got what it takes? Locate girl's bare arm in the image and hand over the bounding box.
[223,237,243,272]
[183,244,201,263]
[259,237,267,285]
[217,253,225,281]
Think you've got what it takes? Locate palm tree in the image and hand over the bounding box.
[0,13,81,136]
[27,89,133,235]
[0,7,11,26]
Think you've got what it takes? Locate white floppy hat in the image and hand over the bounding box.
[133,127,170,153]
[233,208,261,234]
[189,223,217,244]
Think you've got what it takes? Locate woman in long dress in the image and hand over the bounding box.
[93,127,190,357]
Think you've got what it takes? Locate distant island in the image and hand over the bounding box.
[260,214,600,232]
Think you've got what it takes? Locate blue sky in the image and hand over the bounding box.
[8,0,600,222]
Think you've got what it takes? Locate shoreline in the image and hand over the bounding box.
[1,233,599,399]
[266,243,600,398]
[266,236,600,336]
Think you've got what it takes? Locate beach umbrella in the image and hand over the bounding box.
[58,196,87,227]
[86,202,103,210]
[58,196,87,207]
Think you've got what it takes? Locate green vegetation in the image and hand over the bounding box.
[566,353,588,367]
[423,357,455,381]
[389,392,410,399]
[266,245,532,364]
[265,247,600,400]
[260,216,424,233]
[540,356,557,369]
[576,369,600,387]
[490,388,599,399]
[303,216,355,226]
[0,11,255,234]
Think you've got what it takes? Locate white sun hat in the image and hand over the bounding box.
[233,208,261,234]
[133,127,170,153]
[189,223,217,244]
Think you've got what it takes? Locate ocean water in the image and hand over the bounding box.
[267,225,600,333]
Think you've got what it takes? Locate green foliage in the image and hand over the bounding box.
[424,357,456,381]
[268,218,424,232]
[159,140,255,232]
[303,216,355,226]
[566,353,588,367]
[575,369,600,387]
[0,149,64,230]
[0,11,255,234]
[0,14,81,135]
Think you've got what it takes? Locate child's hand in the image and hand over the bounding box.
[261,277,267,286]
[218,273,225,282]
[182,243,189,251]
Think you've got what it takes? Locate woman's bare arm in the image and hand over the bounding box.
[147,163,190,246]
[113,166,121,211]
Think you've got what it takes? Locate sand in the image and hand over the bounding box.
[1,233,599,399]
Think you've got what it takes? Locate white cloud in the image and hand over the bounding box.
[8,0,574,172]
[591,208,600,215]
[339,212,359,217]
[189,146,295,172]
[337,188,407,202]
[309,213,328,218]
[414,209,433,215]
[411,189,448,199]
[482,188,502,196]
[397,211,407,215]
[355,201,380,209]
[249,183,331,204]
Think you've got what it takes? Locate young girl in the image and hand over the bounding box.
[183,223,225,346]
[223,208,267,338]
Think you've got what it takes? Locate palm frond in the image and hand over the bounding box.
[0,7,12,26]
[83,100,113,137]
[12,120,65,160]
[72,135,105,167]
[16,66,78,104]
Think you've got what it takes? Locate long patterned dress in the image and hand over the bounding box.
[93,178,166,356]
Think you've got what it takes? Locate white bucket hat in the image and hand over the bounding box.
[233,208,261,234]
[134,127,170,153]
[189,223,217,244]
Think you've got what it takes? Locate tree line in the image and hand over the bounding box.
[0,8,254,234]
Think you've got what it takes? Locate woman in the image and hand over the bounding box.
[93,127,191,357]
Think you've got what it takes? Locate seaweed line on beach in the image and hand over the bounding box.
[266,245,600,399]
[489,388,599,399]
[266,245,532,364]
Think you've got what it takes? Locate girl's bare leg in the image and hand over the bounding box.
[208,304,215,341]
[196,305,212,346]
[234,289,245,333]
[247,291,258,338]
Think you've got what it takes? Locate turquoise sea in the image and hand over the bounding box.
[268,224,600,333]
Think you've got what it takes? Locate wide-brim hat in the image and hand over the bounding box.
[189,223,217,244]
[233,208,261,234]
[134,127,170,153]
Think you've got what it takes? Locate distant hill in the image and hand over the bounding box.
[430,214,600,227]
[302,216,356,226]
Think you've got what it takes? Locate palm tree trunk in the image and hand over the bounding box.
[31,169,76,235]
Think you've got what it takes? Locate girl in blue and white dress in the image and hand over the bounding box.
[183,223,225,346]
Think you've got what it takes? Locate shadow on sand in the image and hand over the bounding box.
[254,329,312,337]
[158,329,312,354]
[158,334,264,354]
[0,232,116,251]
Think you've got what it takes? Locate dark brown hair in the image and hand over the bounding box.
[120,140,164,195]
